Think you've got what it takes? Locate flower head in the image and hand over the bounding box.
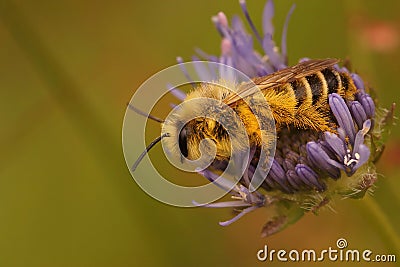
[172,0,394,237]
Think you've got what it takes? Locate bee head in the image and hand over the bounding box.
[175,117,230,161]
[163,106,250,164]
[162,82,250,164]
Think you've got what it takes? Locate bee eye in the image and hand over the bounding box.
[178,127,189,158]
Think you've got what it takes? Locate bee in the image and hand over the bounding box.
[132,59,358,170]
[160,59,358,162]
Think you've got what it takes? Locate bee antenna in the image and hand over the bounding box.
[127,103,165,123]
[131,133,170,172]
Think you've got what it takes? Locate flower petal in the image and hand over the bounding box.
[286,170,302,190]
[219,206,259,226]
[240,0,263,44]
[212,12,230,37]
[351,73,365,92]
[306,141,341,179]
[167,83,186,101]
[281,4,295,63]
[358,93,375,118]
[191,56,214,81]
[176,56,196,88]
[353,144,370,170]
[262,0,274,37]
[262,34,285,70]
[196,169,238,193]
[349,100,368,130]
[269,159,293,193]
[194,200,251,208]
[353,119,371,155]
[329,93,356,144]
[324,132,347,159]
[295,164,325,191]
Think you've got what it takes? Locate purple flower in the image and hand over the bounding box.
[171,0,392,235]
[199,0,294,77]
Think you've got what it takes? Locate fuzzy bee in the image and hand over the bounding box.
[161,58,358,163]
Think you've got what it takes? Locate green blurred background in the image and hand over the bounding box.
[1,0,399,266]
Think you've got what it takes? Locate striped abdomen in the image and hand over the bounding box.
[291,68,356,107]
[263,68,358,131]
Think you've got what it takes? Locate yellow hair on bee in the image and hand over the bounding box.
[162,60,360,164]
[262,83,297,129]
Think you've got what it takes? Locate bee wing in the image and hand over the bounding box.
[223,58,339,105]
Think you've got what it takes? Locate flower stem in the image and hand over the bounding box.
[359,196,400,252]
